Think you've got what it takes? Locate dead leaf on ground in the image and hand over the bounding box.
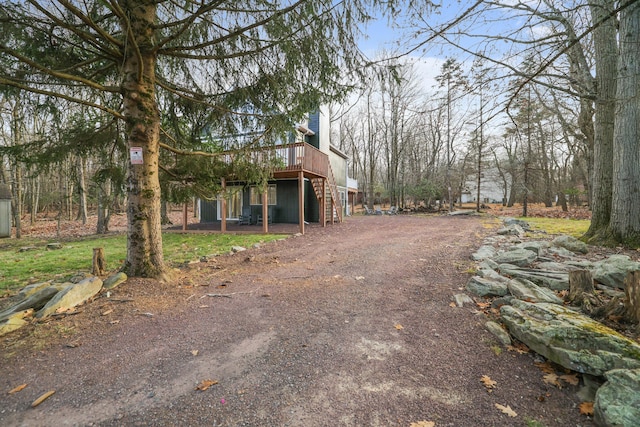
[31,390,55,407]
[101,309,113,316]
[495,403,518,417]
[449,302,457,308]
[535,360,556,374]
[480,375,497,391]
[394,324,404,330]
[579,401,594,416]
[8,383,27,394]
[476,302,491,309]
[507,342,530,354]
[559,373,579,386]
[543,373,562,388]
[191,350,199,356]
[195,379,218,391]
[410,421,435,427]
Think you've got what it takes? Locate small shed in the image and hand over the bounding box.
[0,184,11,238]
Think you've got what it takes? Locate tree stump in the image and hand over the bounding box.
[569,269,599,312]
[624,271,640,324]
[92,247,106,276]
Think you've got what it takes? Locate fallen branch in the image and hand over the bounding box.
[204,287,262,299]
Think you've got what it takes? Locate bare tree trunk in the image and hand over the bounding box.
[30,174,40,225]
[92,247,106,276]
[96,178,111,234]
[585,0,617,240]
[76,157,88,224]
[610,1,640,244]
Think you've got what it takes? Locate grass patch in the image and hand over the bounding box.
[520,217,590,238]
[0,232,284,293]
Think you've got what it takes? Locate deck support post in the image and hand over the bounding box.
[298,171,305,235]
[262,187,269,234]
[220,178,227,233]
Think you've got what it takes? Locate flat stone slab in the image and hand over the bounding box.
[595,368,640,427]
[501,300,640,376]
[466,276,508,297]
[36,277,103,318]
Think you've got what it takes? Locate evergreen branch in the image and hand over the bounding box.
[0,44,120,94]
[53,0,123,48]
[0,76,124,120]
[108,0,144,83]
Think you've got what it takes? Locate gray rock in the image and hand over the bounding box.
[494,248,537,267]
[36,277,103,318]
[501,300,640,376]
[0,286,59,322]
[231,246,247,253]
[546,246,580,260]
[476,267,510,283]
[506,278,564,304]
[0,309,32,337]
[515,240,550,255]
[477,258,499,271]
[535,262,578,272]
[471,245,497,261]
[498,264,569,291]
[491,296,514,309]
[552,235,588,254]
[503,218,531,230]
[46,242,63,250]
[18,281,53,298]
[485,320,512,346]
[69,272,94,283]
[103,272,127,290]
[496,225,524,236]
[466,276,509,297]
[594,368,640,427]
[592,255,640,290]
[453,293,475,307]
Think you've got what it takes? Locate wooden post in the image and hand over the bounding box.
[262,187,268,234]
[320,179,326,227]
[298,171,304,235]
[624,271,640,323]
[182,202,187,231]
[220,178,227,233]
[92,247,106,276]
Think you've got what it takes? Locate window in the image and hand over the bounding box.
[250,185,277,205]
[218,186,243,220]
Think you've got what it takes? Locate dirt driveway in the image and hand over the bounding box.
[1,215,591,426]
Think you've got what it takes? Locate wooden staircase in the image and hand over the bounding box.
[310,163,342,224]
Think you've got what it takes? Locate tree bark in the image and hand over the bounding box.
[610,1,640,244]
[624,271,640,324]
[585,0,617,240]
[92,247,106,277]
[120,1,166,278]
[76,157,88,224]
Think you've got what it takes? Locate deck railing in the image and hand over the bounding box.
[272,142,328,177]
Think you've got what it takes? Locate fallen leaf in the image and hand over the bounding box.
[559,373,579,386]
[543,373,562,388]
[535,361,556,374]
[476,302,491,309]
[191,350,199,356]
[195,379,218,391]
[101,309,113,316]
[394,324,404,330]
[31,390,55,407]
[507,343,530,354]
[579,401,594,416]
[8,384,27,394]
[495,403,517,417]
[410,422,435,427]
[480,375,497,391]
[449,302,457,308]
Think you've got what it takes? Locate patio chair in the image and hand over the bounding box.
[239,208,252,225]
[363,206,374,215]
[387,206,398,215]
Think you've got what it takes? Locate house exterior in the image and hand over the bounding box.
[460,167,511,205]
[199,107,356,234]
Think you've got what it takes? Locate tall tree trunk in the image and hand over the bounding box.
[30,174,40,225]
[96,178,111,234]
[585,0,617,240]
[11,162,22,239]
[120,1,166,278]
[610,0,640,244]
[76,157,88,224]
